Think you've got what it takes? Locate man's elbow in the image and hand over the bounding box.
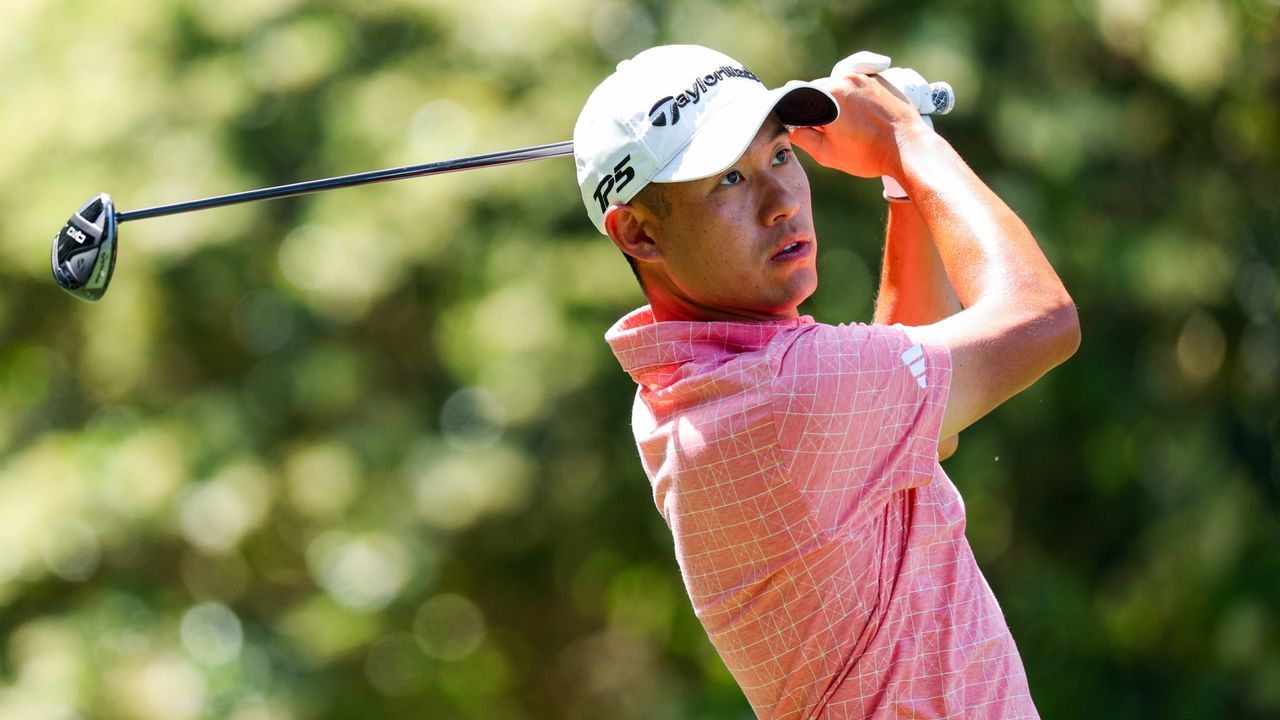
[1046,295,1081,366]
[938,434,959,461]
[1014,291,1080,375]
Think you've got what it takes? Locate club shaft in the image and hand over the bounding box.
[115,140,575,223]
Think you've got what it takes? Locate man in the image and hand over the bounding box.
[573,44,1079,719]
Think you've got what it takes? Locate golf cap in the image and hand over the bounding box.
[573,44,839,235]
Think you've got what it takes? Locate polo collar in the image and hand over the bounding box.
[605,305,813,389]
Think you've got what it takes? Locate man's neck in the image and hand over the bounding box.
[646,293,800,323]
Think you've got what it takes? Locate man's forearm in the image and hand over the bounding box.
[891,128,1073,331]
[873,200,962,326]
[873,200,963,460]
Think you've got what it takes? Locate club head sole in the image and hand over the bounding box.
[52,193,118,302]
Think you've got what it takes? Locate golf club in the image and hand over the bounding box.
[50,140,575,302]
[50,80,953,303]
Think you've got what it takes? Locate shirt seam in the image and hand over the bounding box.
[764,327,836,547]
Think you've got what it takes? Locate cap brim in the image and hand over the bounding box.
[652,81,838,183]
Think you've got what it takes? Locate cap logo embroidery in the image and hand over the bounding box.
[592,155,636,213]
[647,65,761,127]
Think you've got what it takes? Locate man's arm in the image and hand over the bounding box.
[892,127,1079,441]
[791,72,1080,441]
[873,201,963,459]
[873,201,962,327]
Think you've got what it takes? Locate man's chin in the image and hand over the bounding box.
[790,270,819,307]
[762,286,818,320]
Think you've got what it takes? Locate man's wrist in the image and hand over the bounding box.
[876,119,928,185]
[890,125,947,202]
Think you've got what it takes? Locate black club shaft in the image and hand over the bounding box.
[115,141,575,223]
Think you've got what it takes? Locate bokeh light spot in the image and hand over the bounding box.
[591,1,656,59]
[110,652,208,720]
[245,17,349,93]
[180,602,244,666]
[1176,310,1226,384]
[413,593,486,661]
[1144,0,1237,97]
[40,520,101,582]
[306,531,411,612]
[365,633,426,697]
[410,100,476,161]
[408,443,532,531]
[178,463,272,553]
[440,387,506,450]
[283,441,360,520]
[279,224,400,320]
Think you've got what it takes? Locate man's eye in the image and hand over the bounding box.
[773,148,791,165]
[719,170,744,186]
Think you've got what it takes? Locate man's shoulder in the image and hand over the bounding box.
[771,320,951,401]
[769,320,920,364]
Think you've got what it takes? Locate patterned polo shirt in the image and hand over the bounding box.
[605,305,1038,719]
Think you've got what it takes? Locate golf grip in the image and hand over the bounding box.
[928,82,954,115]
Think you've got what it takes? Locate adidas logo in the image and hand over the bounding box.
[900,344,927,389]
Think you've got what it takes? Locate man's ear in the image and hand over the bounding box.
[604,204,661,263]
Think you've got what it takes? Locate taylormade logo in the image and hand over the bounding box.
[648,65,761,127]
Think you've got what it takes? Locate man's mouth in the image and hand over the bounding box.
[771,238,812,261]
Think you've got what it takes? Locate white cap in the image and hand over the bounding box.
[573,45,839,234]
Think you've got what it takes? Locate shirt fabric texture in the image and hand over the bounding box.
[605,306,1038,719]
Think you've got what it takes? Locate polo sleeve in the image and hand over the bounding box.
[771,322,952,535]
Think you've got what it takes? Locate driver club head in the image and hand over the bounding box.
[52,193,118,302]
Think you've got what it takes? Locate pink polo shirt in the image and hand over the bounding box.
[606,306,1038,719]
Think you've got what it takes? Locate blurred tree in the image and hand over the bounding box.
[0,0,1276,718]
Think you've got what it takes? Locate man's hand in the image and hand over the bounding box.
[788,69,926,180]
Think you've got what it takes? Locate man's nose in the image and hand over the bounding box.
[759,174,800,227]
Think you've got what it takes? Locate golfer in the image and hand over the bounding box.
[573,45,1079,719]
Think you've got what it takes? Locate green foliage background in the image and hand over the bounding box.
[1,0,1277,718]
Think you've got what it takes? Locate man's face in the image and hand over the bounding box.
[626,117,818,322]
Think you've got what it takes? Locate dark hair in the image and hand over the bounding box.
[618,183,671,288]
[634,182,671,219]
